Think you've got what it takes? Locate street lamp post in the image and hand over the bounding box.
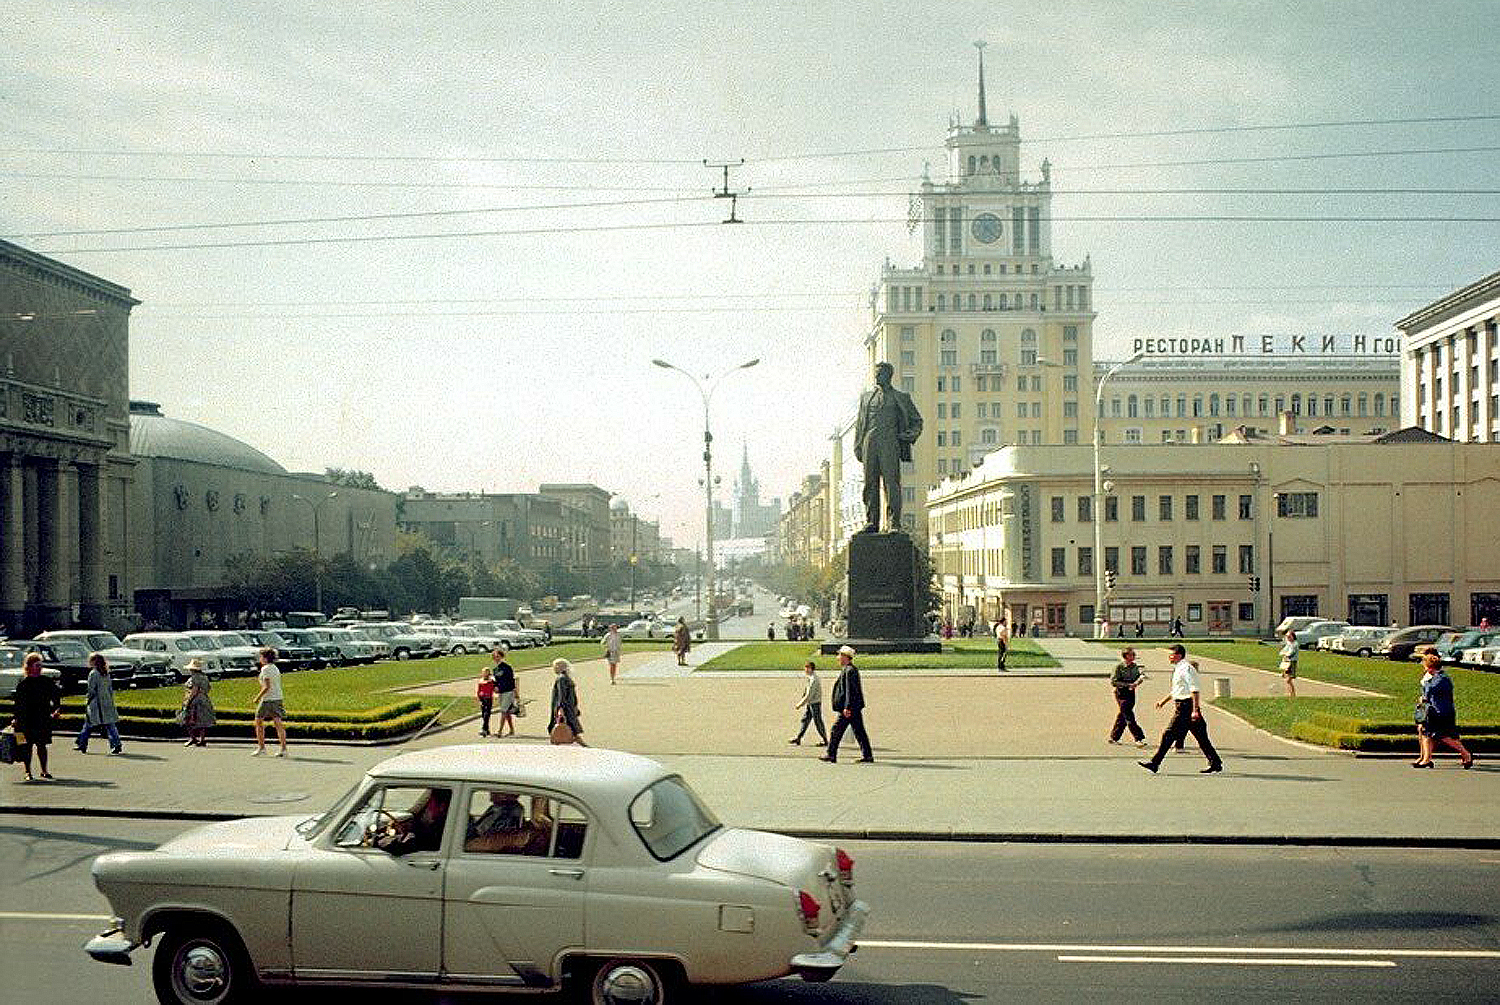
[1092,351,1144,638]
[652,357,760,641]
[291,490,339,614]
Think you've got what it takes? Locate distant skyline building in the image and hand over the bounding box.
[730,443,780,538]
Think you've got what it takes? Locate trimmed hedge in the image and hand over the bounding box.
[4,695,437,741]
[1307,712,1500,736]
[1290,720,1500,752]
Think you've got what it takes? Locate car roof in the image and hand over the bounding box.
[368,743,668,801]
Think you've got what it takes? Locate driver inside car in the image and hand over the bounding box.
[375,788,451,854]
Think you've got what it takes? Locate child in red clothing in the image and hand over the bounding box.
[476,667,496,736]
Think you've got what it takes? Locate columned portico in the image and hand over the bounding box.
[32,456,76,628]
[77,461,107,625]
[0,453,24,633]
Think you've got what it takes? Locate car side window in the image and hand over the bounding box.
[463,789,586,858]
[334,785,452,854]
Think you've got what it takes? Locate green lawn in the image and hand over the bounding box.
[1122,640,1500,751]
[697,638,1057,671]
[113,640,644,728]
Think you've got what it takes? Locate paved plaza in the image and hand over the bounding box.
[3,638,1494,843]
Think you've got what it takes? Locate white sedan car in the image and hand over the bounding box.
[86,745,866,1005]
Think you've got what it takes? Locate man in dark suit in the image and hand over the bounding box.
[854,361,923,533]
[821,645,873,763]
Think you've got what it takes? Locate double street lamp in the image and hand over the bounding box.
[1092,350,1144,636]
[291,490,338,613]
[652,357,760,641]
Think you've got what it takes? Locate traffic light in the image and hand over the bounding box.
[1104,569,1117,591]
[1248,576,1261,592]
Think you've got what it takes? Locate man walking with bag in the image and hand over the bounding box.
[1138,644,1223,774]
[821,645,873,763]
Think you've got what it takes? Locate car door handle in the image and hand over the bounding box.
[548,868,585,879]
[407,859,441,870]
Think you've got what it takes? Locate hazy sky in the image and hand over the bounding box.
[4,1,1497,546]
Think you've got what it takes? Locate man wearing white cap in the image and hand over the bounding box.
[820,645,873,763]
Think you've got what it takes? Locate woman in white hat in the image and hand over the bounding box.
[180,658,216,747]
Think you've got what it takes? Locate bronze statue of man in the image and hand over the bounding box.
[853,361,923,533]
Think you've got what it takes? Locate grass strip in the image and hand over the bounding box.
[697,639,1058,671]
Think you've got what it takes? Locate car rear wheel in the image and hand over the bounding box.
[1356,647,1372,658]
[589,958,674,1005]
[451,645,467,655]
[152,925,256,1005]
[394,647,411,660]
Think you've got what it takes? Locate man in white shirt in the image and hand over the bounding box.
[251,647,288,757]
[994,618,1010,673]
[1138,644,1222,774]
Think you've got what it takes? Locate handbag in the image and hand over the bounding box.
[174,705,190,727]
[549,714,575,745]
[512,698,526,718]
[0,729,14,765]
[1413,699,1431,726]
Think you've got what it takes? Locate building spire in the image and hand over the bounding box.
[974,40,988,127]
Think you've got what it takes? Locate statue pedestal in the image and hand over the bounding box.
[819,531,940,655]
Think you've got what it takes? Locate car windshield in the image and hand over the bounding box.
[257,631,287,645]
[86,633,125,650]
[296,783,359,838]
[216,633,253,646]
[189,635,221,649]
[628,775,721,861]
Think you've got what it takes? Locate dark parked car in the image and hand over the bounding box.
[242,629,318,671]
[32,629,175,689]
[274,628,341,668]
[5,638,139,693]
[1376,625,1454,662]
[1433,629,1500,662]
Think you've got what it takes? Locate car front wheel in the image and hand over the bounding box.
[394,647,411,660]
[589,958,675,1005]
[152,925,256,1005]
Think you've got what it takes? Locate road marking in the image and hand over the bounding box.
[1057,955,1396,968]
[859,940,1500,959]
[0,911,112,922]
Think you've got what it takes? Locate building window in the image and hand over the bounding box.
[1127,395,1139,418]
[1051,496,1065,522]
[1018,402,1030,418]
[1211,545,1227,574]
[1158,546,1173,575]
[1078,496,1093,522]
[982,328,996,342]
[1185,545,1200,574]
[1185,495,1199,520]
[937,432,947,446]
[952,377,961,392]
[937,377,946,392]
[1030,376,1041,392]
[1123,428,1142,443]
[1238,494,1253,519]
[1063,375,1077,392]
[1063,400,1078,418]
[940,328,956,342]
[1105,546,1119,573]
[901,377,915,393]
[1021,328,1037,344]
[1131,495,1146,521]
[1104,496,1118,522]
[1238,602,1255,622]
[937,459,948,475]
[1276,492,1319,518]
[976,376,987,392]
[1063,325,1078,342]
[1130,546,1147,576]
[1063,349,1078,366]
[1078,547,1093,576]
[900,326,914,342]
[1212,494,1226,520]
[938,403,947,419]
[980,349,997,364]
[1051,548,1066,578]
[1159,495,1173,521]
[1145,398,1155,417]
[1238,544,1254,574]
[1063,429,1078,444]
[900,350,915,367]
[982,428,997,444]
[941,350,958,366]
[1080,604,1095,625]
[952,430,961,446]
[1020,349,1037,366]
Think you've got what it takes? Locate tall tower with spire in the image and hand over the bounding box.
[731,442,781,538]
[862,42,1097,537]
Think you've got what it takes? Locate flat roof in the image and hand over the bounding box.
[369,743,668,798]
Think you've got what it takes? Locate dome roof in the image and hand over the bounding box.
[128,401,287,475]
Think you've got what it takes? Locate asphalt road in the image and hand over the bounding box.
[4,815,1496,1003]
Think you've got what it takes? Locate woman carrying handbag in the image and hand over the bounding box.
[549,659,585,745]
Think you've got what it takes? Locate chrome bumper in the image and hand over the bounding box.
[85,931,139,966]
[790,899,868,981]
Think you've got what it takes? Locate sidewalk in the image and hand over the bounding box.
[3,644,1495,843]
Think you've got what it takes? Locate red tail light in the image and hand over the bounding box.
[835,848,854,879]
[798,890,821,921]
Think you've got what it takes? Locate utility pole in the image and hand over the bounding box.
[704,159,746,224]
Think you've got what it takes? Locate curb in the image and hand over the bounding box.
[3,805,1496,848]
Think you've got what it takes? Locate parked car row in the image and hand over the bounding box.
[1275,618,1499,668]
[1,616,561,693]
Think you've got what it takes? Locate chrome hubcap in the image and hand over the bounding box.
[178,944,227,998]
[598,963,660,1004]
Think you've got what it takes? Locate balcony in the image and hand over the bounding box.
[0,375,112,447]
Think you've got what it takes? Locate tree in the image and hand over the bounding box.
[325,467,384,491]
